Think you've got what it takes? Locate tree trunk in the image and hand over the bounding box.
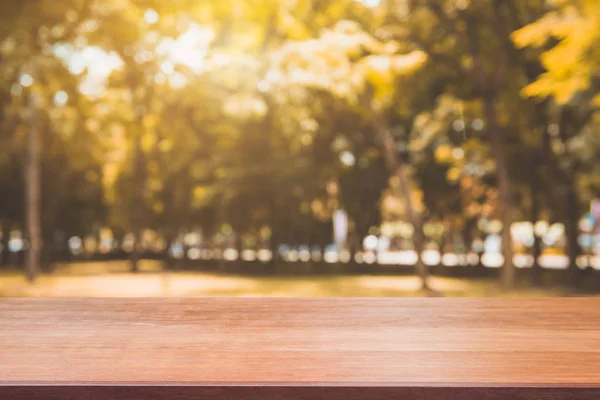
[130,230,140,273]
[485,97,515,288]
[0,222,9,267]
[129,121,145,273]
[530,156,542,284]
[162,231,176,270]
[25,76,42,282]
[371,106,428,290]
[397,163,428,289]
[565,189,580,283]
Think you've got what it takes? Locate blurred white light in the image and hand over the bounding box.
[421,250,441,266]
[266,69,283,83]
[20,74,34,87]
[354,252,364,263]
[484,234,502,253]
[311,249,322,262]
[358,0,380,8]
[158,24,214,73]
[288,250,299,262]
[301,119,318,132]
[241,249,256,261]
[257,80,270,92]
[278,245,290,256]
[258,249,272,262]
[513,254,534,268]
[594,236,600,255]
[472,239,484,253]
[534,221,549,236]
[590,256,600,270]
[398,222,415,239]
[477,218,490,232]
[452,119,465,132]
[139,50,153,63]
[223,248,239,261]
[472,119,484,131]
[481,253,504,268]
[457,253,468,266]
[299,249,311,262]
[144,9,160,24]
[68,236,82,250]
[154,73,167,84]
[377,252,395,265]
[549,223,565,236]
[579,215,595,233]
[542,234,557,246]
[169,72,187,88]
[184,232,201,247]
[339,250,351,263]
[376,236,390,252]
[54,91,69,106]
[161,61,174,75]
[99,239,112,254]
[538,254,569,270]
[69,59,86,75]
[122,234,135,252]
[511,222,534,246]
[169,243,184,259]
[442,253,458,267]
[187,248,201,260]
[487,220,503,234]
[339,151,356,167]
[324,251,339,263]
[363,235,378,250]
[467,252,479,266]
[377,251,418,265]
[452,147,464,160]
[576,255,589,269]
[212,53,230,67]
[9,238,24,252]
[399,250,418,265]
[363,252,377,264]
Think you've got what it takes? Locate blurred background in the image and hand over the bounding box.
[2,0,600,297]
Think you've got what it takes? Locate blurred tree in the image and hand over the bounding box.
[514,0,600,275]
[0,0,100,279]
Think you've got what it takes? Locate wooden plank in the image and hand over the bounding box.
[1,298,599,399]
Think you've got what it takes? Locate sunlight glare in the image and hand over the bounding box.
[20,74,34,87]
[358,0,381,8]
[161,61,175,74]
[158,24,214,74]
[144,9,160,24]
[54,91,69,106]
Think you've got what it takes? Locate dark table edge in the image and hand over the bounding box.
[1,385,599,400]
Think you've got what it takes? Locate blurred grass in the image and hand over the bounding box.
[0,260,593,298]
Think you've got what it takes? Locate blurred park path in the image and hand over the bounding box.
[0,261,589,298]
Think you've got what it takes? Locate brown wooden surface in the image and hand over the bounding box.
[1,298,599,399]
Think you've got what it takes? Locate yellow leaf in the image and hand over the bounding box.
[435,145,453,164]
[447,167,461,182]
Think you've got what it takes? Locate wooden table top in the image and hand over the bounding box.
[1,298,599,399]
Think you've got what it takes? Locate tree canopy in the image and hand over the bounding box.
[2,0,600,288]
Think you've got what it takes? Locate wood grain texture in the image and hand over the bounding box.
[1,298,599,399]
